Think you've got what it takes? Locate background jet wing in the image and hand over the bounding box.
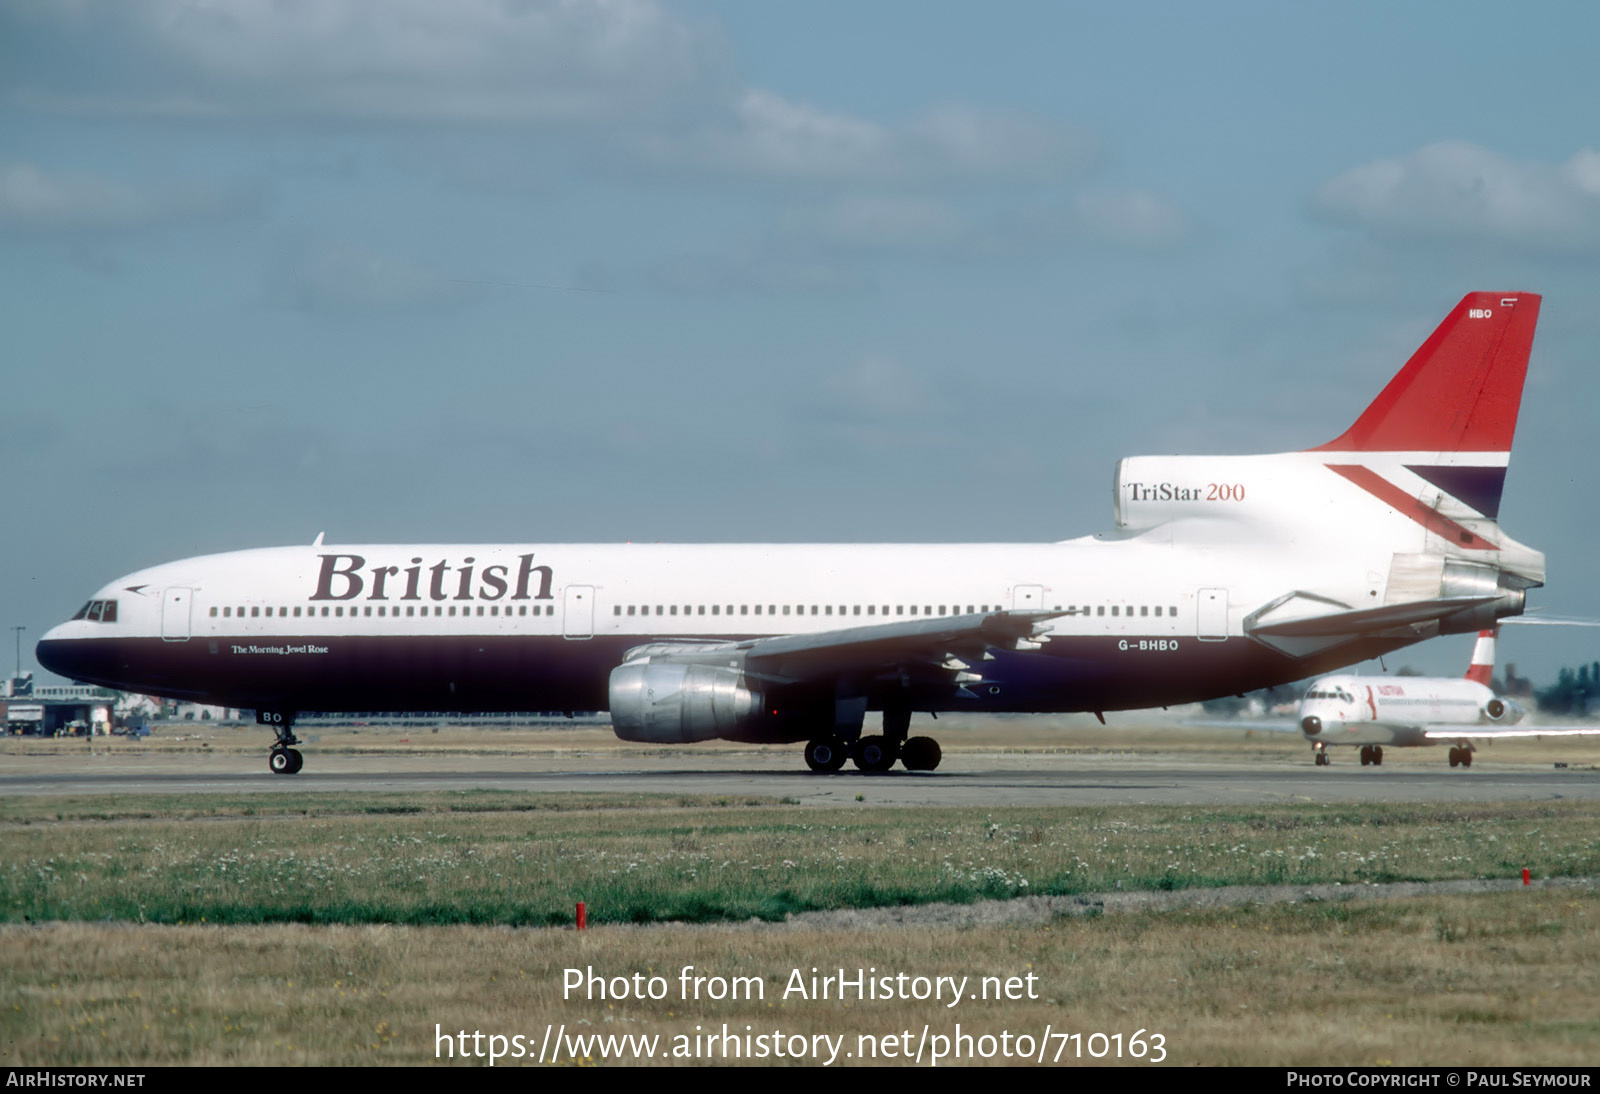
[1181,717,1305,734]
[1423,725,1600,740]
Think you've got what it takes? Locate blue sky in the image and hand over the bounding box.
[4,1,1598,683]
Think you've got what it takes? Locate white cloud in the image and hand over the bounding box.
[644,248,868,296]
[273,240,478,312]
[7,2,1099,189]
[822,355,937,419]
[0,162,260,233]
[636,91,1096,184]
[1312,142,1600,252]
[1071,189,1192,250]
[9,0,720,124]
[777,189,1192,259]
[780,195,967,253]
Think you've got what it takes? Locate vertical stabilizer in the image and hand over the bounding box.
[1464,628,1498,685]
[1315,292,1540,455]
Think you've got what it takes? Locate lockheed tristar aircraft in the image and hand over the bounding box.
[38,292,1548,776]
[1297,628,1600,768]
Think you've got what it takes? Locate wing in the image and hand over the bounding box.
[1423,725,1600,740]
[621,609,1062,689]
[742,610,1059,681]
[1182,717,1306,735]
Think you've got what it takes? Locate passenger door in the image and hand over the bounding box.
[161,588,193,642]
[1196,587,1228,641]
[563,585,595,640]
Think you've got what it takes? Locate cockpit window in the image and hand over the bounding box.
[77,599,118,623]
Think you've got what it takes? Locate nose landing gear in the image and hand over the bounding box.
[259,710,304,776]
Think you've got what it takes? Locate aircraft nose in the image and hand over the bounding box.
[1301,715,1322,736]
[35,623,94,682]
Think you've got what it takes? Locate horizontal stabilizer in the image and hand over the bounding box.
[1247,595,1497,639]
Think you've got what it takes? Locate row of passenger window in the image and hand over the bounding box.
[616,603,1000,618]
[208,605,557,619]
[614,603,1181,619]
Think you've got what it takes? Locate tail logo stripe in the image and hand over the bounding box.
[1326,464,1498,551]
[1404,464,1507,519]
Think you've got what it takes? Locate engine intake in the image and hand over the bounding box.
[609,655,764,743]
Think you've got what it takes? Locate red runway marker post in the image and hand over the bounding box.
[577,902,587,930]
[1522,869,1531,886]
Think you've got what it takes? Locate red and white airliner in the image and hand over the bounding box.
[1298,628,1600,768]
[37,293,1549,775]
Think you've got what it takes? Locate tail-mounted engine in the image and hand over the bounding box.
[609,645,765,743]
[1481,696,1522,724]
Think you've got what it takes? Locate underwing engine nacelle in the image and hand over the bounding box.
[609,646,764,743]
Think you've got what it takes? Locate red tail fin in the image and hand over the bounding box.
[1464,628,1498,685]
[1315,292,1540,453]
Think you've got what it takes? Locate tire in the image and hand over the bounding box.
[286,748,304,775]
[852,735,897,773]
[901,736,942,771]
[269,748,293,775]
[1372,746,1383,766]
[804,737,847,773]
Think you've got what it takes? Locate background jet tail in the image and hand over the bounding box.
[1464,628,1498,685]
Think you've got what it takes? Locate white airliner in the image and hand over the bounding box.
[1297,628,1600,768]
[38,292,1549,776]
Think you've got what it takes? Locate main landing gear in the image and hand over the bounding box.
[1359,745,1384,767]
[802,734,943,774]
[259,709,303,776]
[803,703,943,774]
[1448,745,1474,769]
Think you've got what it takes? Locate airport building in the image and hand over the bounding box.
[2,674,118,735]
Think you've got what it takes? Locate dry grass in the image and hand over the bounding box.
[4,889,1597,1066]
[3,794,1597,926]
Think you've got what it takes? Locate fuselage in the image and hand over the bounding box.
[1297,673,1521,748]
[36,533,1415,723]
[32,293,1552,768]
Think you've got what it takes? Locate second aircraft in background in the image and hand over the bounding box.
[1294,629,1600,768]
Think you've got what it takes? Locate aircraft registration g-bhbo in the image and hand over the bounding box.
[38,292,1548,776]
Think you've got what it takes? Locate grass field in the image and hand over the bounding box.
[5,889,1598,1066]
[6,723,1600,1066]
[3,793,1595,926]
